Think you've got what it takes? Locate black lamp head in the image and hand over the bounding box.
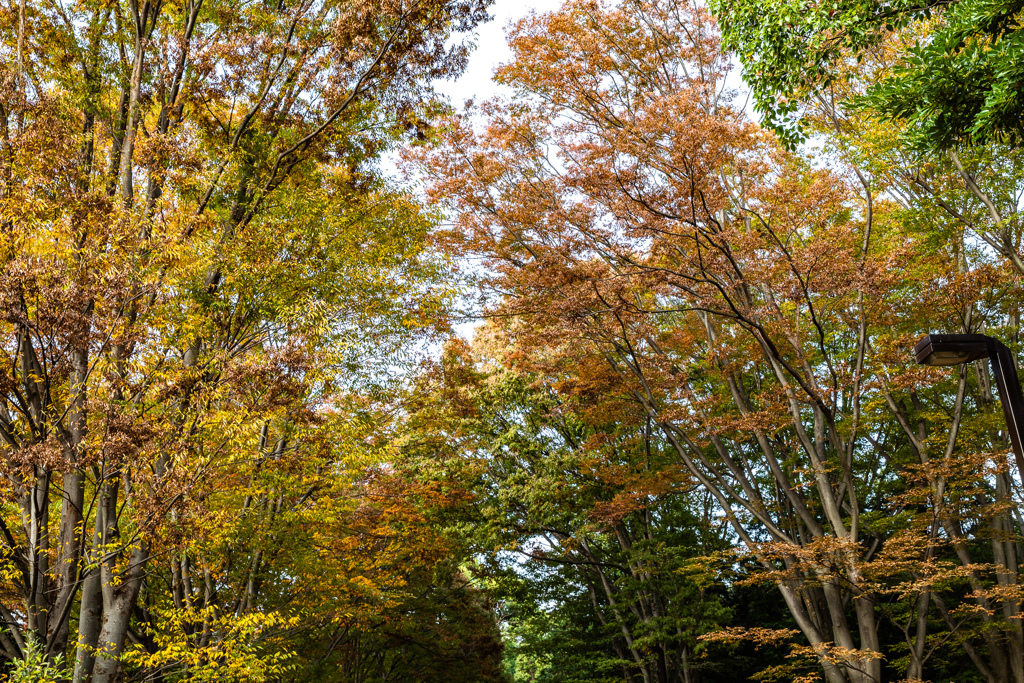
[914,334,991,367]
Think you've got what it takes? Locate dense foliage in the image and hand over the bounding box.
[714,0,1024,149]
[408,1,1024,682]
[0,0,500,681]
[2,0,1024,682]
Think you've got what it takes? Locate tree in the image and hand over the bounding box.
[713,0,1024,279]
[0,0,490,679]
[402,336,733,683]
[123,429,507,683]
[412,1,1024,681]
[713,0,1024,149]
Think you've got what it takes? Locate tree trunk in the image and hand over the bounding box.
[91,543,147,683]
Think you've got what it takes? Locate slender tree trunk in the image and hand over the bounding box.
[905,590,929,680]
[23,469,51,641]
[73,566,102,683]
[73,475,106,683]
[49,337,90,655]
[91,543,147,683]
[777,582,850,683]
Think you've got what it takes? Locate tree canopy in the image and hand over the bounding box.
[3,0,1024,682]
[714,0,1024,148]
[408,1,1024,682]
[0,0,496,680]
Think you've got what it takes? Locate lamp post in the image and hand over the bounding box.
[914,333,1024,479]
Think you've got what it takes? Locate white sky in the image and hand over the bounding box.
[437,0,752,113]
[436,0,566,105]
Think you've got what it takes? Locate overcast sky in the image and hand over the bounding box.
[436,0,565,105]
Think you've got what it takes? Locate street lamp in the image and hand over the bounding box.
[914,333,1024,478]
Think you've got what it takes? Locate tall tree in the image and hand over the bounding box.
[412,1,1024,681]
[0,0,489,679]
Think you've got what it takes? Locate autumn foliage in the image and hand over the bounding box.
[0,0,500,681]
[407,1,1024,682]
[2,0,1024,682]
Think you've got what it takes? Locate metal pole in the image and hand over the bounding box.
[985,338,1024,480]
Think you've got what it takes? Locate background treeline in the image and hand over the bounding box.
[2,0,1024,682]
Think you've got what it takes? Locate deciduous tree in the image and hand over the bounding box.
[412,1,1024,681]
[0,0,489,678]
